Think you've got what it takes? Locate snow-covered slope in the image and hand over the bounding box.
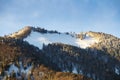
[76,34,99,48]
[24,30,99,49]
[6,26,99,49]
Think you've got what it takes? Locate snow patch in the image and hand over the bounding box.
[38,37,51,44]
[76,35,99,48]
[25,31,99,49]
[8,64,19,74]
[6,62,32,78]
[115,67,119,75]
[72,67,77,73]
[19,61,32,75]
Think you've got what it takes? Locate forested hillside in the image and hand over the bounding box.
[0,37,91,80]
[0,27,120,80]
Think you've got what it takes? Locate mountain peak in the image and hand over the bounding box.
[5,26,105,49]
[5,26,119,49]
[6,26,32,39]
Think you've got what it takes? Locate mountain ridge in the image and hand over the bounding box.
[5,26,101,49]
[0,26,120,80]
[5,26,119,49]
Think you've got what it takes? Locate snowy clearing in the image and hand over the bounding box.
[25,31,99,49]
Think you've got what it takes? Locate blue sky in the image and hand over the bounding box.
[0,0,120,37]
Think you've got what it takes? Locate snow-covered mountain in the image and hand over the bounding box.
[7,26,99,49]
[1,26,120,80]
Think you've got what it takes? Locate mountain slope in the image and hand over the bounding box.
[1,26,120,80]
[7,26,100,49]
[0,37,91,80]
